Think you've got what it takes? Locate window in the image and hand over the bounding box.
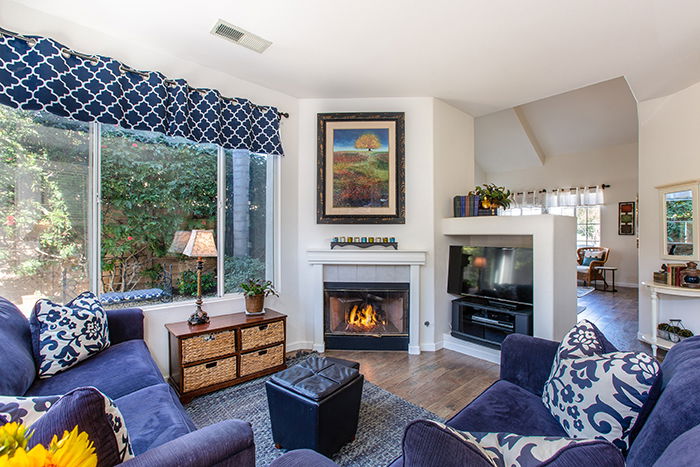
[0,106,276,309]
[100,126,219,303]
[548,206,601,247]
[224,150,274,293]
[0,107,90,311]
[575,206,601,247]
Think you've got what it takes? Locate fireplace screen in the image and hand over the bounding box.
[324,282,409,337]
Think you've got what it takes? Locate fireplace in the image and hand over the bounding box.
[324,282,409,350]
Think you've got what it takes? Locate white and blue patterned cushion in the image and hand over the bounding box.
[0,394,61,426]
[423,421,614,467]
[31,291,110,378]
[99,288,164,304]
[0,389,133,462]
[542,321,660,452]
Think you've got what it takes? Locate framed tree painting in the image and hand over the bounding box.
[317,112,405,224]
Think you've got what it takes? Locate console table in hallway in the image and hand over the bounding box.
[641,282,700,357]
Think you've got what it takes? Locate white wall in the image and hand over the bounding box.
[638,81,700,339]
[296,97,475,350]
[487,143,639,286]
[2,3,303,374]
[433,99,475,343]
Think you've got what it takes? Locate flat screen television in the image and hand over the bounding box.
[447,245,533,305]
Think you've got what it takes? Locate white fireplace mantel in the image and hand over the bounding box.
[306,248,427,355]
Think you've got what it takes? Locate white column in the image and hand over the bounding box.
[650,289,659,357]
[312,264,325,353]
[409,264,421,355]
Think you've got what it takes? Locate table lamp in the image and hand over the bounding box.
[180,229,218,325]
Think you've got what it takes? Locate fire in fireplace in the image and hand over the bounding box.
[324,282,409,350]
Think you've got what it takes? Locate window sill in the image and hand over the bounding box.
[139,293,246,312]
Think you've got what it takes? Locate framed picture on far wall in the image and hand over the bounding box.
[317,112,405,224]
[619,201,636,235]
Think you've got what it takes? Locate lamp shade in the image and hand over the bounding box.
[168,230,192,255]
[182,229,218,258]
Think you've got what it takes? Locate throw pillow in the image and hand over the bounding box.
[403,420,625,467]
[0,387,134,465]
[582,251,604,266]
[30,291,110,378]
[542,321,661,452]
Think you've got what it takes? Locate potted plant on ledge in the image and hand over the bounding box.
[473,183,513,214]
[241,279,279,316]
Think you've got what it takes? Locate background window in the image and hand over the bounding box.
[224,149,274,293]
[575,205,601,247]
[0,107,90,311]
[100,126,218,306]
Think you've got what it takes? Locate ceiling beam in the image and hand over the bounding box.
[513,106,546,165]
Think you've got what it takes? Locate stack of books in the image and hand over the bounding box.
[665,263,688,286]
[453,194,496,217]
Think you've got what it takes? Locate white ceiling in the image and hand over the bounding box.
[475,77,639,173]
[3,0,700,116]
[516,77,639,158]
[475,109,543,174]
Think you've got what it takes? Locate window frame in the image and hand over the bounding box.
[575,205,601,248]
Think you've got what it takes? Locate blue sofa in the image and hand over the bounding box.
[272,333,700,467]
[0,296,255,467]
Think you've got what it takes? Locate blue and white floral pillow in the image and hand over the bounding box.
[0,389,133,463]
[0,394,61,426]
[542,320,660,452]
[31,291,110,378]
[420,421,622,467]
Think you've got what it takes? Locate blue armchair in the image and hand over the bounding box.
[272,333,700,467]
[0,296,255,466]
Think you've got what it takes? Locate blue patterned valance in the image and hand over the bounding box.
[0,29,284,155]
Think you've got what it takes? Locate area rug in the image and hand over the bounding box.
[185,352,444,467]
[577,286,595,298]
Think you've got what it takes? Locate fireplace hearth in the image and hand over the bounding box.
[324,282,409,350]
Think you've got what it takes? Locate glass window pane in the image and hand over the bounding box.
[224,150,273,293]
[0,107,89,312]
[100,126,218,307]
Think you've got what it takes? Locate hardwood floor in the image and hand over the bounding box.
[324,348,500,419]
[323,286,648,419]
[578,286,651,354]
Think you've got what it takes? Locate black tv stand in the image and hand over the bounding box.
[451,296,533,349]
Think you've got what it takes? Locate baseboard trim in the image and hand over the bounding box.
[615,282,639,288]
[442,333,500,364]
[286,341,315,353]
[420,341,443,352]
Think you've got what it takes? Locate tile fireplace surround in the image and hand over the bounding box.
[306,249,427,354]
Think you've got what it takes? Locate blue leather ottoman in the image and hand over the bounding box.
[266,356,363,457]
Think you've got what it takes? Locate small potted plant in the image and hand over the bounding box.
[240,279,278,316]
[473,183,513,214]
[657,323,671,340]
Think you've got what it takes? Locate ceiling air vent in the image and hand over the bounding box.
[210,20,272,54]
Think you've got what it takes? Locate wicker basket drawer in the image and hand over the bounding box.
[240,320,284,351]
[181,330,236,364]
[240,344,284,377]
[182,356,236,393]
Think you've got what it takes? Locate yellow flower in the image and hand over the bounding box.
[0,425,96,467]
[0,423,32,458]
[47,427,96,467]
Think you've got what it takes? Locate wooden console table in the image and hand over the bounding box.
[641,282,700,357]
[166,309,286,403]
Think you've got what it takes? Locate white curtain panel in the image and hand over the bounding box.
[545,186,604,208]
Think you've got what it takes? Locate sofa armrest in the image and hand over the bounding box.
[270,449,341,467]
[500,334,559,396]
[120,420,254,467]
[402,420,495,467]
[106,308,144,344]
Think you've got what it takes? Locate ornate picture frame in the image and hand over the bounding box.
[317,112,405,224]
